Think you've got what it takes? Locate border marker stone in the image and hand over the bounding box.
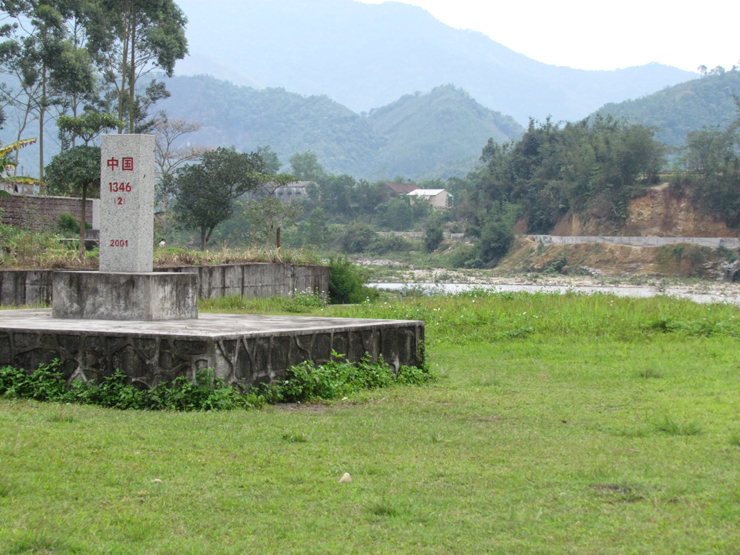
[100,134,155,273]
[52,134,198,321]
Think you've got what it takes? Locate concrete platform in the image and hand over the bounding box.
[52,271,198,321]
[0,309,424,389]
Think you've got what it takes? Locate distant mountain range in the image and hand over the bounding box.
[594,69,740,147]
[1,0,720,180]
[157,76,523,179]
[174,0,697,124]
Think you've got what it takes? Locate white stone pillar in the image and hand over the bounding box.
[99,134,155,273]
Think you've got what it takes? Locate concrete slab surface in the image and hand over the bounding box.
[0,309,420,337]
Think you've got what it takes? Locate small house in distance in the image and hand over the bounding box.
[272,181,313,203]
[408,189,452,210]
[1,179,35,195]
[387,182,419,195]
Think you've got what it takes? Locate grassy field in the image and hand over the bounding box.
[2,292,740,554]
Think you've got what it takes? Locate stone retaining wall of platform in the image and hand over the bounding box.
[0,263,329,307]
[0,310,424,388]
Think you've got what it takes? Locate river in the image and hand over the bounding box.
[368,282,740,305]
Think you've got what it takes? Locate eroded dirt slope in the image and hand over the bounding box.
[551,184,736,237]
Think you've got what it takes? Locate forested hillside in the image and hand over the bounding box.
[174,0,696,123]
[157,76,380,177]
[367,86,522,178]
[156,76,523,179]
[595,69,740,146]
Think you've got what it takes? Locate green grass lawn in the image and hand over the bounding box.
[2,292,740,554]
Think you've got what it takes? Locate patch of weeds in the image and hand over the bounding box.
[282,433,308,443]
[283,291,326,312]
[653,416,702,436]
[638,367,663,379]
[2,355,432,411]
[5,531,77,554]
[474,376,503,388]
[502,326,534,339]
[0,362,254,411]
[261,352,434,404]
[367,499,401,517]
[649,316,740,338]
[591,483,644,503]
[544,253,568,275]
[0,478,14,498]
[44,409,77,423]
[729,433,740,447]
[611,427,650,438]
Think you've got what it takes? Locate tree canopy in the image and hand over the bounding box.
[448,116,666,265]
[87,0,187,133]
[44,144,100,256]
[172,147,268,250]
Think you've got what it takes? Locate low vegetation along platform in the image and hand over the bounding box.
[0,310,424,388]
[1,291,739,553]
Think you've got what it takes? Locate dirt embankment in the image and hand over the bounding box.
[551,184,736,237]
[504,185,739,279]
[499,238,736,279]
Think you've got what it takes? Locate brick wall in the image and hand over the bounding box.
[0,195,95,231]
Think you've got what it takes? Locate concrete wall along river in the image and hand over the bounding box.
[0,263,330,307]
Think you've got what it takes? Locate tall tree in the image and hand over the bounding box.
[289,151,325,181]
[244,196,302,249]
[53,0,98,148]
[0,7,22,125]
[172,148,268,250]
[56,111,121,145]
[87,0,187,133]
[153,113,207,215]
[2,0,95,177]
[256,145,282,173]
[44,145,100,258]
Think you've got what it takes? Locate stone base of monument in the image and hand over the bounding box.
[0,309,424,389]
[52,271,198,321]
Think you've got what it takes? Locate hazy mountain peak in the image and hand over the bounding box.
[174,0,696,123]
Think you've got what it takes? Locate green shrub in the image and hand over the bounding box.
[368,235,413,255]
[328,257,379,304]
[0,362,249,411]
[0,355,433,410]
[262,352,433,403]
[544,253,568,274]
[423,219,444,253]
[336,224,376,253]
[445,245,483,269]
[57,213,80,235]
[375,198,415,231]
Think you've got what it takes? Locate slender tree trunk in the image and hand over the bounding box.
[79,183,87,259]
[200,230,206,251]
[71,92,77,148]
[14,100,32,175]
[118,0,130,134]
[129,19,136,134]
[39,62,46,180]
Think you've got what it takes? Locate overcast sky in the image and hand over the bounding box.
[358,0,738,72]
